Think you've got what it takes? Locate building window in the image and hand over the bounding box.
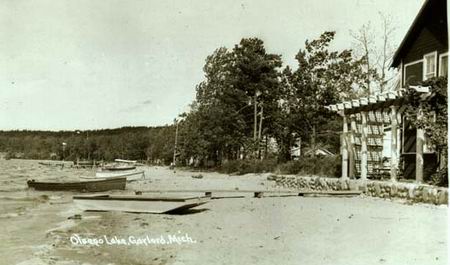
[423,52,437,80]
[439,53,448,77]
[403,60,423,86]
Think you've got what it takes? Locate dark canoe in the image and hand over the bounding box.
[27,177,126,192]
[102,166,136,171]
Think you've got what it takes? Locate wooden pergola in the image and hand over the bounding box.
[325,86,431,182]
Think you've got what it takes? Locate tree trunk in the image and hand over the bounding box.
[311,125,316,158]
[253,94,257,141]
[264,135,268,159]
[277,136,292,163]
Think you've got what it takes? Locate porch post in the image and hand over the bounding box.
[390,106,398,181]
[416,128,424,183]
[349,114,357,178]
[341,114,349,179]
[360,111,368,180]
[396,112,402,161]
[415,106,424,183]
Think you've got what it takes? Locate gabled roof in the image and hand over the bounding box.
[391,0,446,68]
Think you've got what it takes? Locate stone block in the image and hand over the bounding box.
[348,180,358,191]
[421,188,430,203]
[374,182,381,197]
[390,184,398,197]
[437,190,448,205]
[407,186,415,200]
[319,178,328,189]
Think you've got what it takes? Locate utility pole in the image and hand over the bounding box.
[298,137,302,157]
[253,90,261,158]
[253,93,257,141]
[311,125,316,158]
[173,119,179,167]
[86,131,90,161]
[257,105,263,159]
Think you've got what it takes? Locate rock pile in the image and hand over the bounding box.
[273,175,448,205]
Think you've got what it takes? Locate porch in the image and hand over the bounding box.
[325,87,436,183]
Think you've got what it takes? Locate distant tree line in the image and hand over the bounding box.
[0,126,176,164]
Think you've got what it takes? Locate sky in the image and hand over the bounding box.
[0,0,424,131]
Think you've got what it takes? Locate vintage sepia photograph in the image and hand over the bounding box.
[0,0,448,264]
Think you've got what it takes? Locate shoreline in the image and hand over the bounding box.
[0,159,447,265]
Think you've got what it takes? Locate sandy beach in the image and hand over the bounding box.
[0,159,447,265]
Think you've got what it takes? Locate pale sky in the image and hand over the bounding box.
[0,0,423,130]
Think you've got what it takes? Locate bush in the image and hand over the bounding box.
[219,159,278,175]
[430,170,448,187]
[404,77,448,186]
[277,156,341,177]
[218,157,341,177]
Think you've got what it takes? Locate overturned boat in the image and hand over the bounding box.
[27,177,127,192]
[73,194,210,214]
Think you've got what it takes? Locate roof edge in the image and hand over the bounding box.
[391,0,432,68]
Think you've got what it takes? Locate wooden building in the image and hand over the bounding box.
[393,0,448,87]
[327,0,447,182]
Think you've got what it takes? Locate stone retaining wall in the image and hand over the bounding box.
[273,175,448,205]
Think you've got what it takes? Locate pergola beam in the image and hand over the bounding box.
[359,98,368,106]
[325,86,430,114]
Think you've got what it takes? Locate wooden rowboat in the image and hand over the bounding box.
[27,177,126,192]
[73,194,210,214]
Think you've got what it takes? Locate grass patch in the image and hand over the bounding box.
[218,156,341,177]
[219,159,277,175]
[276,156,341,177]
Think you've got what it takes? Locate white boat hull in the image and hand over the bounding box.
[90,170,145,181]
[96,170,145,180]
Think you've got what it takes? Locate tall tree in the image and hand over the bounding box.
[275,31,366,161]
[231,38,283,157]
[376,13,397,91]
[179,38,283,165]
[351,13,397,93]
